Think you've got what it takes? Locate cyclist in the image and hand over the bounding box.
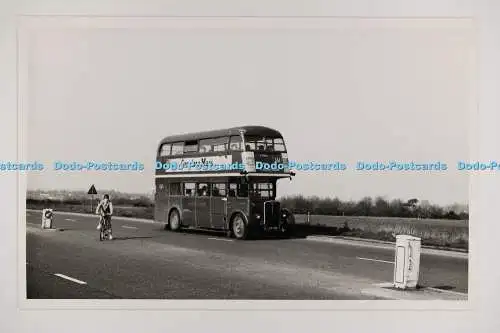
[96,194,114,240]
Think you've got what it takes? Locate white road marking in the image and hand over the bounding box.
[122,225,138,229]
[65,218,76,221]
[357,257,394,264]
[207,237,234,242]
[54,273,87,285]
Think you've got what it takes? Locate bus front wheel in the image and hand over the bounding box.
[231,213,248,240]
[169,210,181,231]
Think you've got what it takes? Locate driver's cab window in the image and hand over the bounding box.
[249,182,274,198]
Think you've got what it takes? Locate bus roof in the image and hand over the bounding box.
[158,126,283,146]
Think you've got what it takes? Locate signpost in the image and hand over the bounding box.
[88,184,97,213]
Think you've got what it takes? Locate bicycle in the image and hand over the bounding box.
[98,214,113,241]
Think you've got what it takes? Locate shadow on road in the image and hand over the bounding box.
[432,285,458,291]
[111,236,155,241]
[161,223,349,241]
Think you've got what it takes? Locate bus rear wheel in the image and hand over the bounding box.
[231,213,248,240]
[169,210,181,231]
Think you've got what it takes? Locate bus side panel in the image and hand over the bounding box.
[154,179,167,223]
[181,195,195,227]
[155,200,167,223]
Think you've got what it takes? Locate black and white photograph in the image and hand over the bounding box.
[20,17,472,301]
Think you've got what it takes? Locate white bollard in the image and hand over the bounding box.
[393,235,421,289]
[41,209,54,229]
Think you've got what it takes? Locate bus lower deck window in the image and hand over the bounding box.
[184,183,195,196]
[169,183,181,195]
[212,183,226,197]
[197,183,209,196]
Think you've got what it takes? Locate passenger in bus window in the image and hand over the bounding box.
[199,185,208,196]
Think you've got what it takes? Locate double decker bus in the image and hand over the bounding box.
[154,126,295,240]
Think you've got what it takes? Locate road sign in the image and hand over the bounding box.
[88,185,98,213]
[88,184,97,195]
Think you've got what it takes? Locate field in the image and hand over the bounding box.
[294,214,468,249]
[26,202,468,250]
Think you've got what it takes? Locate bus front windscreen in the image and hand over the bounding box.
[249,183,275,199]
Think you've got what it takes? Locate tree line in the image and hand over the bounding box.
[279,195,468,220]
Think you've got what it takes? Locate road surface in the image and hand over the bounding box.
[25,210,468,299]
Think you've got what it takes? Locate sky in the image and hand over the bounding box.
[24,18,475,206]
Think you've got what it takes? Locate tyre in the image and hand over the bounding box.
[231,213,249,240]
[169,209,181,231]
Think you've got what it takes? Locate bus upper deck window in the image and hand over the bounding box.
[213,137,229,152]
[229,135,243,151]
[160,144,172,157]
[199,139,213,153]
[199,137,229,153]
[184,140,198,154]
[171,142,184,156]
[274,138,286,152]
